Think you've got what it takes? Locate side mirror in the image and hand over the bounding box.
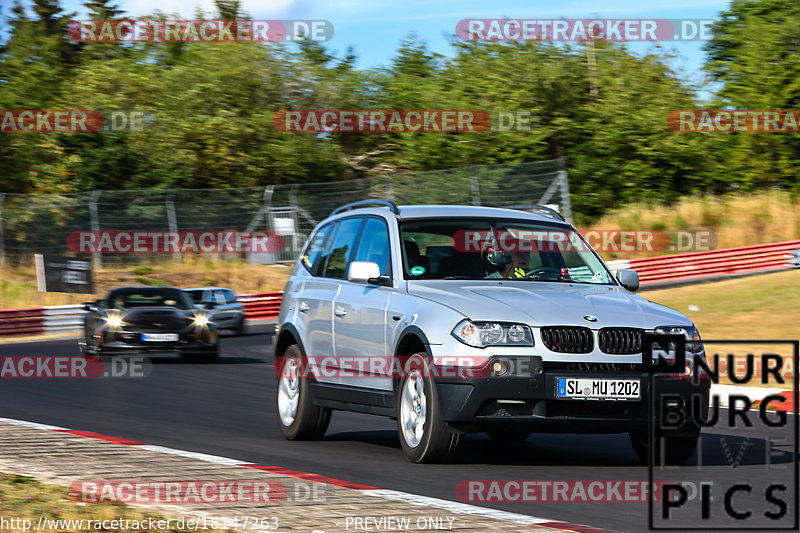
[83,302,98,312]
[347,261,390,286]
[616,269,640,292]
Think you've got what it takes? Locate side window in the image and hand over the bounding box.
[322,217,364,279]
[302,222,335,275]
[224,289,237,303]
[213,290,226,305]
[354,217,391,276]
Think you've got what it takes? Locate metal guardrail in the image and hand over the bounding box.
[608,239,799,286]
[0,293,284,337]
[0,305,83,336]
[238,291,283,320]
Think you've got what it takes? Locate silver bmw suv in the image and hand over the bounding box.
[274,201,709,463]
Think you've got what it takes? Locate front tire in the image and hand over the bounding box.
[397,353,462,463]
[275,344,330,440]
[629,430,700,465]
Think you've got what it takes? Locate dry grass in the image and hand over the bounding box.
[0,257,292,309]
[0,473,233,532]
[584,191,800,259]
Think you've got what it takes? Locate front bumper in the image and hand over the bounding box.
[96,329,218,355]
[434,358,709,435]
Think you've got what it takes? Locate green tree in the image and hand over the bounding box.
[705,0,800,190]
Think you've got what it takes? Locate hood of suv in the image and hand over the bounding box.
[407,280,691,329]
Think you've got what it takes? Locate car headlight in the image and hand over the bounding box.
[452,319,534,348]
[194,314,210,327]
[106,315,122,328]
[654,325,703,353]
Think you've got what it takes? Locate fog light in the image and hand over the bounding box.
[491,359,509,376]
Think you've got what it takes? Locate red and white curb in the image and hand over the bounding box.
[710,384,796,413]
[0,417,614,533]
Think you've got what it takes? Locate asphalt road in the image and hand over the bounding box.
[1,331,796,533]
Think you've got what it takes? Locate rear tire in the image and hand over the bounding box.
[396,353,462,463]
[233,316,246,335]
[629,430,700,465]
[275,344,330,440]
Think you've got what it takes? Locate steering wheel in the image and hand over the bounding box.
[519,266,560,279]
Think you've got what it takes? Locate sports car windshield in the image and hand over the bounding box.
[399,218,614,284]
[184,290,204,304]
[106,288,194,310]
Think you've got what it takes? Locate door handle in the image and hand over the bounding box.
[334,306,347,318]
[298,302,310,313]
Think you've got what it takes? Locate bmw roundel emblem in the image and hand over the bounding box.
[584,315,598,322]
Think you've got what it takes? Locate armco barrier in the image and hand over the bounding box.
[609,239,800,286]
[0,305,85,336]
[0,293,283,337]
[0,308,44,336]
[239,291,283,320]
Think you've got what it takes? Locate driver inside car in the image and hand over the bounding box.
[483,234,532,278]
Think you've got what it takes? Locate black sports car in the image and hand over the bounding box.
[80,286,219,362]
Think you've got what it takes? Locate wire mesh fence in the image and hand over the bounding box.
[0,158,570,266]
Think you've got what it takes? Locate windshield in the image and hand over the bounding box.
[399,218,614,284]
[106,288,194,310]
[184,290,204,303]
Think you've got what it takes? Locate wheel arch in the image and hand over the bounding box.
[394,326,432,358]
[275,323,306,358]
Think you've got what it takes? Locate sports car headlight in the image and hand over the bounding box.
[451,319,534,348]
[194,314,210,327]
[654,325,703,353]
[106,315,122,328]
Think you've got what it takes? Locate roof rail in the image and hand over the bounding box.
[504,204,567,222]
[330,199,400,217]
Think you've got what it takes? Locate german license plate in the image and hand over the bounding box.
[141,333,178,342]
[557,378,640,400]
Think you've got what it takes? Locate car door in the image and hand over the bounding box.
[292,221,342,384]
[333,216,394,391]
[304,216,363,384]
